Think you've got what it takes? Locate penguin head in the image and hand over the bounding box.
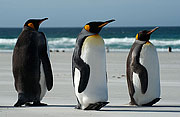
[24,18,48,31]
[84,19,115,34]
[136,27,159,42]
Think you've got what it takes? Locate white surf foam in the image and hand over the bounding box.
[0,37,180,52]
[0,38,17,45]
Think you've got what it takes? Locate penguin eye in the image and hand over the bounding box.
[136,33,139,40]
[84,25,90,32]
[28,23,35,29]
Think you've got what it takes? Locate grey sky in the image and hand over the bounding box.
[0,0,179,27]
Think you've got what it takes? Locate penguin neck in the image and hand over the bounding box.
[135,40,147,45]
[82,34,104,48]
[23,26,37,31]
[80,28,96,37]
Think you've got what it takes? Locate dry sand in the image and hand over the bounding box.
[0,51,180,117]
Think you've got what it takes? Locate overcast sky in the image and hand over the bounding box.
[0,0,179,27]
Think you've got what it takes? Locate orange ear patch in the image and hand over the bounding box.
[28,23,35,29]
[84,25,90,32]
[136,33,138,40]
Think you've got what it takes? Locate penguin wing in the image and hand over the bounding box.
[72,36,90,93]
[38,32,53,91]
[131,44,148,94]
[126,51,135,98]
[131,61,148,94]
[74,57,90,93]
[13,29,41,93]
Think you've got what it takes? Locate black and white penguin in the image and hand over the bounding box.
[126,27,160,106]
[12,18,53,107]
[72,19,115,110]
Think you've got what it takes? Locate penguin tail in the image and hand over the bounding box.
[84,102,109,110]
[142,98,161,106]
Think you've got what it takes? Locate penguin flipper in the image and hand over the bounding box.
[38,33,53,91]
[72,52,90,93]
[41,53,53,91]
[131,56,148,94]
[72,55,90,93]
[78,63,90,93]
[126,52,136,104]
[138,65,148,94]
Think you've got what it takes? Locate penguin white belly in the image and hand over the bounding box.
[74,35,108,109]
[133,43,160,105]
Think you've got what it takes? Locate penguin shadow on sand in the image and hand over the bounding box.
[42,104,75,108]
[0,104,75,108]
[100,105,180,113]
[1,104,180,113]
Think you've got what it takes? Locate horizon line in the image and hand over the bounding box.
[0,26,180,28]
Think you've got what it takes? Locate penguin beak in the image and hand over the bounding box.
[147,27,159,35]
[39,18,48,25]
[98,19,115,28]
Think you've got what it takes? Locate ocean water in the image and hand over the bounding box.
[0,27,180,52]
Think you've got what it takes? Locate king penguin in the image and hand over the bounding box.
[12,18,53,107]
[126,27,161,106]
[72,19,115,110]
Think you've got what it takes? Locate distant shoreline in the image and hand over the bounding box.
[1,49,180,53]
[0,26,180,28]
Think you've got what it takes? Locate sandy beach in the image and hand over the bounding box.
[0,51,180,116]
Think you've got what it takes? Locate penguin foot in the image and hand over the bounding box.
[129,101,137,106]
[25,102,32,106]
[33,101,47,106]
[84,102,109,110]
[25,101,47,106]
[14,100,26,107]
[14,93,27,107]
[75,104,81,109]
